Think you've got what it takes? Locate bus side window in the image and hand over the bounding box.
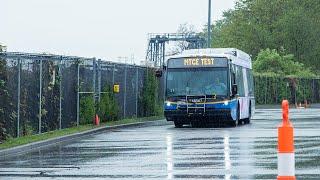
[236,65,245,97]
[232,72,236,84]
[231,65,236,84]
[247,69,254,96]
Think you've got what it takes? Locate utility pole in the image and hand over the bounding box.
[207,0,212,48]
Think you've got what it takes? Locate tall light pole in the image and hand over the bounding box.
[207,0,212,48]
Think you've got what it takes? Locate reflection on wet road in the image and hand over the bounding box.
[1,108,320,179]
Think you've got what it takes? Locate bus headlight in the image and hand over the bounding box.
[224,101,229,106]
[166,102,171,106]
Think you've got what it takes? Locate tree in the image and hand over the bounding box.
[0,44,9,141]
[253,49,315,77]
[0,44,7,53]
[168,23,197,55]
[0,58,9,140]
[208,0,320,73]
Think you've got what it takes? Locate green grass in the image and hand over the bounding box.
[0,116,164,150]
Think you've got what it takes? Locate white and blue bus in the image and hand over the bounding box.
[164,48,255,127]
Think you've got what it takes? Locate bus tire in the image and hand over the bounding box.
[174,121,183,128]
[231,120,237,127]
[244,103,251,124]
[235,103,240,126]
[191,121,199,128]
[230,105,239,127]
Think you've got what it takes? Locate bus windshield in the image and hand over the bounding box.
[166,68,228,97]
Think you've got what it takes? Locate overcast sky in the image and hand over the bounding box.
[1,0,236,63]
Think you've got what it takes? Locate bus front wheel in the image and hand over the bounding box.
[174,121,183,128]
[233,103,240,126]
[230,106,239,127]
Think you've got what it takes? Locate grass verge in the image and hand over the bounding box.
[0,116,164,150]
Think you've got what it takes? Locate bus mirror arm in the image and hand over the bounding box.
[155,69,162,77]
[232,84,238,96]
[163,65,167,70]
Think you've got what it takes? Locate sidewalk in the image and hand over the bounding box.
[0,117,165,158]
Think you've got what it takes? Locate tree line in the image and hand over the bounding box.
[204,0,320,76]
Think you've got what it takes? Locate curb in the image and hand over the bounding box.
[0,119,166,158]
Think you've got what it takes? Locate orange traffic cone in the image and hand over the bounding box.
[94,114,100,126]
[277,100,295,180]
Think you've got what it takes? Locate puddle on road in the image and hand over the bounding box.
[0,108,320,179]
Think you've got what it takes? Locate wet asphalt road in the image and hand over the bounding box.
[0,108,320,179]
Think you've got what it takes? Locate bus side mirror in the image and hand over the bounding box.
[162,65,167,71]
[232,84,238,95]
[155,69,162,77]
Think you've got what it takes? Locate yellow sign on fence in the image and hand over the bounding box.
[113,84,120,93]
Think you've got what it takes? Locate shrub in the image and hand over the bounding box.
[79,95,95,125]
[142,69,161,116]
[97,85,119,122]
[253,49,319,104]
[0,58,9,141]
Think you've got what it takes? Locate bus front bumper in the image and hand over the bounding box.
[164,109,232,122]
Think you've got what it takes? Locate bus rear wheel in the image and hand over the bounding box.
[244,104,251,124]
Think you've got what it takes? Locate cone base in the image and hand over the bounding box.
[277,176,295,180]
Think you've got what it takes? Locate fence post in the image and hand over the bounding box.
[93,58,96,105]
[286,79,288,100]
[59,57,62,130]
[112,64,115,85]
[135,67,138,117]
[17,58,21,137]
[98,59,101,102]
[294,81,297,105]
[39,59,42,134]
[255,76,258,104]
[163,69,166,103]
[312,79,315,103]
[264,76,267,104]
[76,59,80,126]
[303,79,305,102]
[275,77,278,104]
[123,64,127,118]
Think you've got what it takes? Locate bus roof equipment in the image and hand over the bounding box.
[169,48,252,69]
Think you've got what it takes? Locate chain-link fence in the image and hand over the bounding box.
[0,52,162,139]
[2,52,318,139]
[254,75,320,105]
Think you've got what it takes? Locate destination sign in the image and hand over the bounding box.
[167,57,228,68]
[183,57,214,66]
